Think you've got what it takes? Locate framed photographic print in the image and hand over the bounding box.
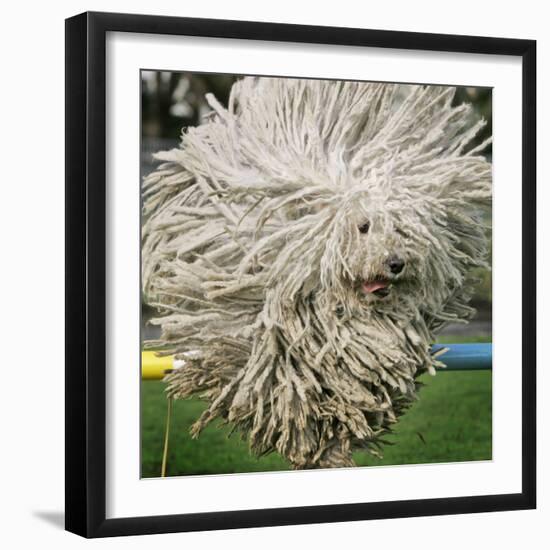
[65,11,536,538]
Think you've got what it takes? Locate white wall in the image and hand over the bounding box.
[0,1,546,548]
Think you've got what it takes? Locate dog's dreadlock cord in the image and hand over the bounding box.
[160,397,173,478]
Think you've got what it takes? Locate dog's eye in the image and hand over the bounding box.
[358,221,370,234]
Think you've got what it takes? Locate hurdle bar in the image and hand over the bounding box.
[141,343,492,381]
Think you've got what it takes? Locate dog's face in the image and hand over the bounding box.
[309,183,483,318]
[353,200,414,302]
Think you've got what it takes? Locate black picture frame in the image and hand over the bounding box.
[65,11,536,538]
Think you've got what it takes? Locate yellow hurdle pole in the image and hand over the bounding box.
[141,351,175,381]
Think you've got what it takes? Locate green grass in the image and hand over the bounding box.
[141,333,492,478]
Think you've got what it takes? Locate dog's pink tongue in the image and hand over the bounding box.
[363,280,388,293]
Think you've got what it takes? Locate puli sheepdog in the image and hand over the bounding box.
[142,77,491,469]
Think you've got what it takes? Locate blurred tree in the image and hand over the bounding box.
[141,71,239,140]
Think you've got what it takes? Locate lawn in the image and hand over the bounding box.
[141,334,492,478]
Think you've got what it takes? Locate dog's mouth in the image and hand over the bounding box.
[362,279,391,298]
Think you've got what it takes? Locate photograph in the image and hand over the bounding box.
[61,8,536,539]
[0,0,543,544]
[140,71,493,478]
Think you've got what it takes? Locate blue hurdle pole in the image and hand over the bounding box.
[431,343,492,371]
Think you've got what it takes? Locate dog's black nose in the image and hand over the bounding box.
[388,256,405,274]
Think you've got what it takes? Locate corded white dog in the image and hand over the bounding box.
[142,78,491,469]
